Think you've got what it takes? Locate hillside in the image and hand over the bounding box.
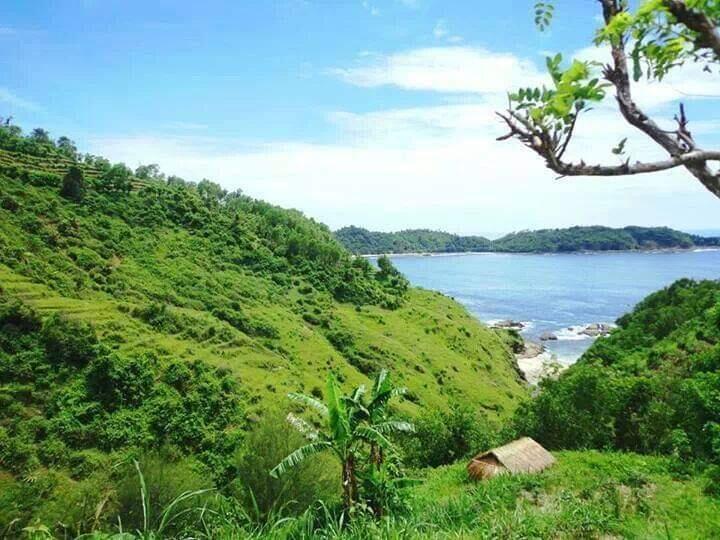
[336,225,720,255]
[515,278,720,463]
[335,226,492,255]
[0,128,527,531]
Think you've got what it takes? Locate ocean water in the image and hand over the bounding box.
[383,250,720,364]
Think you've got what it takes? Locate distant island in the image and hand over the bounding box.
[335,225,720,255]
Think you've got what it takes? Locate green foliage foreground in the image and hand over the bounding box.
[4,451,719,539]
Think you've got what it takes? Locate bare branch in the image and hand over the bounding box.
[499,107,720,177]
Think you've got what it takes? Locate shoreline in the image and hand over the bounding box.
[360,247,720,258]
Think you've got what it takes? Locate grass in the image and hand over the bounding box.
[7,451,716,539]
[409,451,720,539]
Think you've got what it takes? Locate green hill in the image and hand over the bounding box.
[335,226,492,255]
[0,127,526,530]
[515,278,720,463]
[336,225,720,255]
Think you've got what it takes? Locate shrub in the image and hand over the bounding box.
[60,166,85,202]
[40,314,98,367]
[703,465,720,497]
[228,408,338,520]
[110,451,213,534]
[404,404,500,467]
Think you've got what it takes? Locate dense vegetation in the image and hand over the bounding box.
[336,225,720,255]
[335,226,492,255]
[2,122,719,538]
[0,123,529,535]
[516,279,720,466]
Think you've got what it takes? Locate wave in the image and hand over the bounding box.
[554,326,594,341]
[553,323,616,341]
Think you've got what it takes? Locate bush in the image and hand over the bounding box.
[403,404,501,467]
[60,166,85,202]
[228,408,338,520]
[703,464,720,497]
[111,451,213,534]
[40,314,98,367]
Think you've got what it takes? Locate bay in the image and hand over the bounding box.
[384,249,720,364]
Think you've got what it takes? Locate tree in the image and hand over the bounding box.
[30,128,52,145]
[56,136,78,160]
[499,1,720,199]
[60,166,86,202]
[135,163,164,181]
[197,178,227,205]
[99,163,133,193]
[270,372,413,516]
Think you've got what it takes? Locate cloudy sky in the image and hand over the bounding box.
[2,0,720,235]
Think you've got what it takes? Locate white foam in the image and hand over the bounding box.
[554,326,593,341]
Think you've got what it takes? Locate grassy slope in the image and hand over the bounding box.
[0,153,524,419]
[410,451,720,539]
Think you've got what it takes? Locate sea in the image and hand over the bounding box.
[381,249,720,366]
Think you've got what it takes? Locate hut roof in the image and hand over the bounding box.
[471,437,555,474]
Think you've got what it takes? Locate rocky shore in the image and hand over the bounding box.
[489,320,614,385]
[514,340,563,386]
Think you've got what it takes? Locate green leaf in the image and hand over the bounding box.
[326,374,350,442]
[270,441,332,478]
[288,392,329,416]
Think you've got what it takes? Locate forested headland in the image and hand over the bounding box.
[336,225,720,255]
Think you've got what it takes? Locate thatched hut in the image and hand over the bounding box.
[467,437,555,481]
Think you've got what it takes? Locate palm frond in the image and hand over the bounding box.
[373,420,415,434]
[355,426,396,450]
[372,369,390,397]
[326,374,350,442]
[270,441,332,478]
[350,384,366,403]
[286,412,320,440]
[370,386,408,410]
[288,392,329,416]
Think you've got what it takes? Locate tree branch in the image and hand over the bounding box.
[596,0,720,197]
[664,0,720,59]
[498,109,720,177]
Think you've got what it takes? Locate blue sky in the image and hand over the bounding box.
[2,0,720,235]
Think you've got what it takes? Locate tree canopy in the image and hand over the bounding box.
[500,0,720,199]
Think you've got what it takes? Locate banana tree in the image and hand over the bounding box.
[270,372,412,515]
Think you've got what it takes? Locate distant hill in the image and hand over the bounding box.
[335,226,492,255]
[336,225,720,255]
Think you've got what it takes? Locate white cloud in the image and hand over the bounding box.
[88,104,719,234]
[0,88,40,111]
[432,19,463,43]
[87,45,720,234]
[0,27,16,36]
[331,46,547,94]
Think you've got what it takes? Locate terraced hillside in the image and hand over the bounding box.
[0,142,526,419]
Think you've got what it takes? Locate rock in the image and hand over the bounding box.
[492,319,525,330]
[582,323,612,337]
[517,341,545,359]
[539,332,558,341]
